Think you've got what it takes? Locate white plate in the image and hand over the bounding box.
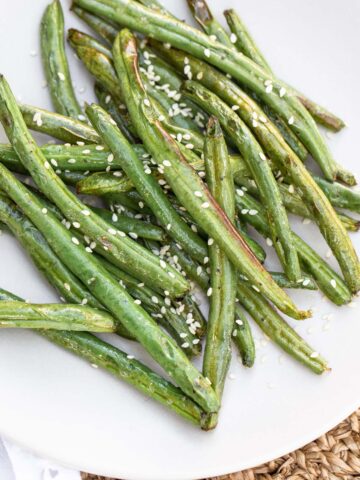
[0,0,360,479]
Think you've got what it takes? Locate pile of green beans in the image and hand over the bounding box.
[0,0,358,429]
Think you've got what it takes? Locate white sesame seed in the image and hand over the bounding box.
[279,87,287,98]
[181,342,189,348]
[72,221,80,228]
[265,84,273,94]
[82,149,91,154]
[64,283,71,291]
[107,153,114,163]
[144,98,151,107]
[259,152,266,161]
[76,141,85,146]
[113,171,122,177]
[127,355,135,360]
[163,160,171,167]
[204,48,211,58]
[160,260,167,269]
[44,161,50,169]
[208,238,214,246]
[288,116,295,125]
[204,256,209,264]
[330,279,337,288]
[192,339,200,345]
[185,143,194,150]
[235,319,243,326]
[236,188,244,197]
[71,237,80,245]
[41,208,47,214]
[228,373,236,380]
[231,105,240,111]
[207,287,213,297]
[266,237,273,246]
[68,158,76,164]
[85,247,92,253]
[252,119,258,128]
[310,351,319,358]
[288,184,295,194]
[57,72,65,81]
[201,202,209,209]
[50,159,58,167]
[90,242,96,249]
[194,191,202,197]
[151,296,159,304]
[81,209,90,216]
[303,278,310,286]
[302,218,311,225]
[241,209,249,215]
[252,285,260,292]
[108,228,117,235]
[196,72,203,80]
[95,145,104,151]
[230,33,237,43]
[264,79,272,86]
[134,299,142,305]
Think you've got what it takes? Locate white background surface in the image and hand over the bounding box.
[0,0,359,479]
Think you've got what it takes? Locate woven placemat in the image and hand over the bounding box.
[81,408,360,480]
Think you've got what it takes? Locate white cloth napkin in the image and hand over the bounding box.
[0,437,80,480]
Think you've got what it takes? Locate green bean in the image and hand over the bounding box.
[237,281,328,374]
[0,301,116,331]
[234,218,266,263]
[0,77,188,298]
[96,256,201,357]
[0,288,210,428]
[71,5,118,46]
[73,0,349,183]
[112,31,308,319]
[223,9,345,133]
[41,0,83,119]
[0,165,218,413]
[270,272,317,290]
[0,193,105,311]
[313,177,360,213]
[87,103,208,262]
[237,176,360,233]
[68,27,112,56]
[77,171,132,195]
[232,305,255,368]
[235,190,352,305]
[19,104,100,143]
[186,0,233,48]
[94,82,138,143]
[183,80,360,293]
[168,242,209,290]
[183,81,301,281]
[203,117,236,414]
[90,206,166,241]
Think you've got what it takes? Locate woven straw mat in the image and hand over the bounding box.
[81,408,360,479]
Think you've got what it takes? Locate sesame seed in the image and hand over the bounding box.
[82,149,91,154]
[194,191,202,197]
[41,208,47,214]
[113,171,122,177]
[73,222,80,228]
[68,158,76,164]
[279,87,287,97]
[266,237,273,246]
[236,188,244,197]
[207,287,213,297]
[235,319,243,326]
[160,260,167,269]
[108,228,117,235]
[303,278,310,286]
[204,256,209,264]
[50,159,58,167]
[151,296,159,304]
[180,333,187,338]
[302,218,311,225]
[259,152,266,161]
[107,153,114,163]
[231,105,240,111]
[204,48,211,58]
[95,145,104,151]
[85,247,92,253]
[201,202,209,209]
[252,285,260,292]
[310,351,319,358]
[230,33,237,43]
[181,342,189,348]
[288,116,295,125]
[264,79,272,86]
[134,299,142,305]
[71,237,80,245]
[252,119,258,128]
[90,242,96,249]
[64,283,71,291]
[166,223,171,230]
[330,279,337,288]
[81,209,90,216]
[76,141,85,146]
[127,355,135,360]
[144,98,151,107]
[44,161,50,169]
[163,160,171,167]
[196,72,203,80]
[192,339,200,345]
[208,238,214,246]
[288,184,295,193]
[57,72,65,81]
[325,249,333,259]
[241,209,249,215]
[185,143,194,150]
[228,373,236,380]
[265,84,273,94]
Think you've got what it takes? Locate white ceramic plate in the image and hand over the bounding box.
[0,0,359,479]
